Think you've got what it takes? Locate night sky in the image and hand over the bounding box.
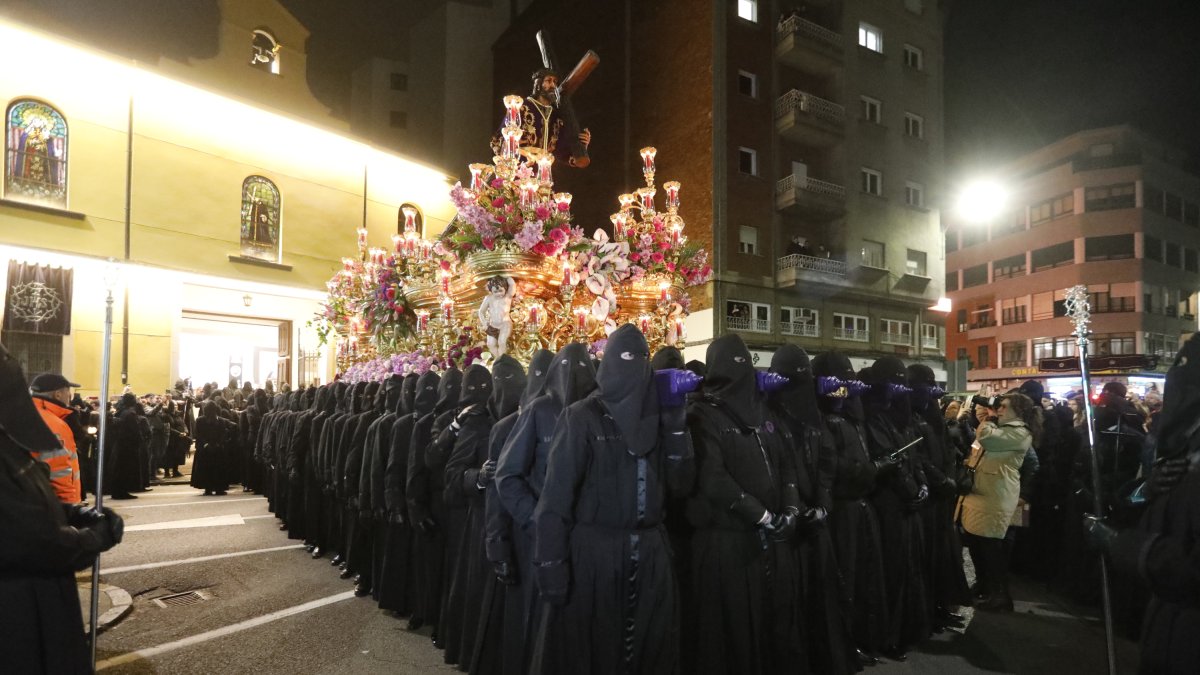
[4,0,1199,170]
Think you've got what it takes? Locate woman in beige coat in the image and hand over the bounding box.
[957,393,1041,611]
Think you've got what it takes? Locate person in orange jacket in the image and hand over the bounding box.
[29,372,83,504]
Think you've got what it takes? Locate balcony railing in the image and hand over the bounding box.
[777,253,848,276]
[777,15,842,48]
[833,327,869,342]
[1092,297,1136,313]
[921,336,939,349]
[776,174,846,199]
[774,89,845,126]
[726,316,771,333]
[881,332,912,346]
[969,317,997,329]
[781,321,819,337]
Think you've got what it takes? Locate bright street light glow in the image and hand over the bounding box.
[955,180,1007,223]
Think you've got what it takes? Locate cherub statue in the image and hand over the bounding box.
[478,275,516,358]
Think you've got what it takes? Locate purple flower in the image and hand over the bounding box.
[514,220,544,251]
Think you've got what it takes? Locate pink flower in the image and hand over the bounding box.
[483,236,495,250]
[666,262,676,272]
[658,240,671,250]
[630,252,642,262]
[549,227,568,244]
[490,178,504,188]
[651,252,664,263]
[557,202,570,212]
[536,205,551,220]
[440,260,451,271]
[496,214,507,224]
[491,197,505,208]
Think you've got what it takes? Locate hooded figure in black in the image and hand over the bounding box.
[495,343,596,669]
[438,364,495,665]
[316,382,351,560]
[861,356,930,660]
[651,345,685,370]
[372,373,418,611]
[192,400,234,495]
[445,357,522,671]
[483,348,553,675]
[285,386,320,541]
[304,386,336,557]
[1088,333,1200,674]
[326,382,368,571]
[108,392,145,499]
[907,364,970,628]
[532,325,695,675]
[383,371,438,623]
[359,375,406,601]
[0,343,124,674]
[342,381,384,592]
[769,345,858,675]
[812,351,887,664]
[686,334,801,675]
[240,388,269,492]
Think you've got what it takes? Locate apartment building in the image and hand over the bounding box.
[945,125,1199,396]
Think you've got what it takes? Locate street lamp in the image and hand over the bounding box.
[955,179,1008,224]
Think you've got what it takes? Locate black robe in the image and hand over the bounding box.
[407,372,453,628]
[191,406,233,492]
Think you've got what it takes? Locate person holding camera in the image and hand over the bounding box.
[957,393,1042,612]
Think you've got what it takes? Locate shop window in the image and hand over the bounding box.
[4,99,69,209]
[240,176,282,263]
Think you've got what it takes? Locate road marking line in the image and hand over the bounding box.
[244,514,275,520]
[96,590,356,670]
[126,514,246,532]
[117,496,265,510]
[95,544,305,574]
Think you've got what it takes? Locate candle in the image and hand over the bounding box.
[501,126,522,159]
[537,154,554,184]
[663,181,681,211]
[503,95,524,127]
[553,192,573,212]
[618,193,636,211]
[342,257,354,271]
[640,146,657,175]
[528,304,541,325]
[402,206,418,234]
[392,233,402,253]
[440,270,451,294]
[637,187,657,213]
[442,298,455,321]
[675,318,685,340]
[670,223,682,246]
[610,212,626,238]
[416,310,429,333]
[638,314,651,333]
[357,226,368,252]
[561,262,572,287]
[575,308,587,331]
[659,281,670,302]
[469,163,488,193]
[520,179,539,208]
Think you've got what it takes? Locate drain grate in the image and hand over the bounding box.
[153,590,210,608]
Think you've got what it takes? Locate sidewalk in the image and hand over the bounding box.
[79,581,132,634]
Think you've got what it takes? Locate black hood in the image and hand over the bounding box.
[547,342,596,407]
[348,382,368,414]
[435,368,462,414]
[703,333,763,427]
[490,355,526,419]
[521,349,554,408]
[906,364,939,413]
[866,356,910,428]
[313,386,329,415]
[651,346,685,370]
[362,381,381,414]
[769,344,821,427]
[413,371,440,417]
[1154,333,1200,460]
[332,382,349,414]
[460,364,493,409]
[304,386,317,410]
[201,400,218,420]
[399,373,418,416]
[811,350,854,415]
[685,360,707,378]
[0,342,60,453]
[384,374,404,413]
[252,388,269,412]
[596,324,658,457]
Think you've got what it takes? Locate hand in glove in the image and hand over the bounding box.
[449,405,478,435]
[493,559,518,586]
[910,484,929,509]
[476,459,498,489]
[872,456,899,476]
[100,506,124,545]
[1145,457,1189,498]
[388,509,407,526]
[763,509,798,542]
[67,504,103,528]
[801,506,828,530]
[1083,514,1116,553]
[535,560,569,606]
[415,516,438,540]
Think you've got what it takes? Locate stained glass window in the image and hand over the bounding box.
[5,99,68,208]
[240,176,281,262]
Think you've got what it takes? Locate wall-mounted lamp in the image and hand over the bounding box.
[243,293,253,307]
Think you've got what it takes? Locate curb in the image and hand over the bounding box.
[85,583,134,633]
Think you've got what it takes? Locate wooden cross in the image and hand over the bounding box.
[535,29,599,162]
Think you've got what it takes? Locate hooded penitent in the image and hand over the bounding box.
[399,373,418,417]
[651,346,685,371]
[459,364,494,411]
[769,344,822,428]
[521,349,554,409]
[1154,332,1200,461]
[436,368,463,414]
[701,333,763,429]
[384,375,404,414]
[490,355,527,420]
[866,356,911,429]
[595,324,659,457]
[547,342,597,407]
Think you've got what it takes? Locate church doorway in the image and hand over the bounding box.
[178,312,292,392]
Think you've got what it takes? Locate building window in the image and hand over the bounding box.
[970,304,995,329]
[1001,341,1027,368]
[390,73,408,91]
[993,253,1027,280]
[249,29,281,75]
[860,96,881,123]
[861,239,885,268]
[1001,299,1028,324]
[945,229,959,253]
[1085,234,1134,261]
[1030,193,1074,224]
[1186,248,1199,273]
[737,0,758,22]
[906,249,927,276]
[903,44,924,70]
[1165,193,1184,222]
[833,313,870,341]
[1143,184,1165,214]
[1166,242,1182,268]
[858,22,882,53]
[921,323,939,349]
[904,112,924,138]
[956,347,969,363]
[737,70,758,98]
[4,99,69,209]
[945,271,958,292]
[962,264,988,288]
[1093,333,1136,356]
[389,111,408,129]
[0,330,62,376]
[1089,284,1137,314]
[977,344,990,369]
[860,167,882,196]
[727,300,770,332]
[881,319,912,345]
[739,225,758,255]
[1185,201,1199,227]
[1031,241,1075,271]
[956,309,968,333]
[904,181,924,207]
[781,306,819,337]
[1085,183,1135,211]
[1144,234,1163,262]
[240,175,282,263]
[738,147,758,176]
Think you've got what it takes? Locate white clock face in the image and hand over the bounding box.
[230,365,242,378]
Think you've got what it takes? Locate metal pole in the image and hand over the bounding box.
[89,287,114,669]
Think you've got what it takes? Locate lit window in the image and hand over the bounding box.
[833,313,870,341]
[737,70,758,98]
[739,226,758,255]
[904,112,924,138]
[738,0,758,22]
[250,29,281,75]
[738,147,758,176]
[881,319,913,345]
[781,307,820,337]
[858,22,882,53]
[861,239,885,268]
[860,96,881,123]
[906,249,927,275]
[240,175,282,263]
[905,181,924,207]
[727,300,771,333]
[903,44,923,70]
[4,99,69,209]
[861,167,882,196]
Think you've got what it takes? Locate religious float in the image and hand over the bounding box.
[315,94,711,381]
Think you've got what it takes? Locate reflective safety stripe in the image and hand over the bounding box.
[49,467,74,479]
[35,448,70,461]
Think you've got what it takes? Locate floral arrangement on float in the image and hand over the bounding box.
[317,93,713,377]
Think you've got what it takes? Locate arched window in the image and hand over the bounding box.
[240,176,281,262]
[4,99,68,208]
[249,29,280,75]
[398,203,424,237]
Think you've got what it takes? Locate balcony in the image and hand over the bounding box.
[781,321,820,337]
[775,173,846,219]
[776,253,848,287]
[881,332,912,346]
[833,327,869,342]
[921,336,939,350]
[775,16,843,77]
[775,89,844,147]
[726,315,771,333]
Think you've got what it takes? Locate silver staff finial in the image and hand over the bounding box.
[1064,284,1091,339]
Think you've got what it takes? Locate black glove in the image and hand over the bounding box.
[1145,458,1189,498]
[415,516,438,540]
[764,509,798,542]
[100,506,124,545]
[536,560,569,606]
[873,456,899,476]
[1083,514,1116,553]
[476,460,497,489]
[82,519,117,553]
[801,506,827,530]
[388,509,406,526]
[661,404,688,435]
[937,475,959,499]
[494,559,518,586]
[910,484,929,508]
[67,504,103,528]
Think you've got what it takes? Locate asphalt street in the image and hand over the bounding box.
[89,480,1140,674]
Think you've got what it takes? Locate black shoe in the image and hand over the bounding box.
[110,493,137,500]
[354,582,371,597]
[330,554,343,566]
[339,567,354,580]
[881,647,907,662]
[311,547,324,559]
[351,574,362,585]
[215,491,228,496]
[305,543,316,553]
[278,523,288,531]
[856,649,879,666]
[407,617,424,631]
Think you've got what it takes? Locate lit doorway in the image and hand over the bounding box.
[178,312,291,391]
